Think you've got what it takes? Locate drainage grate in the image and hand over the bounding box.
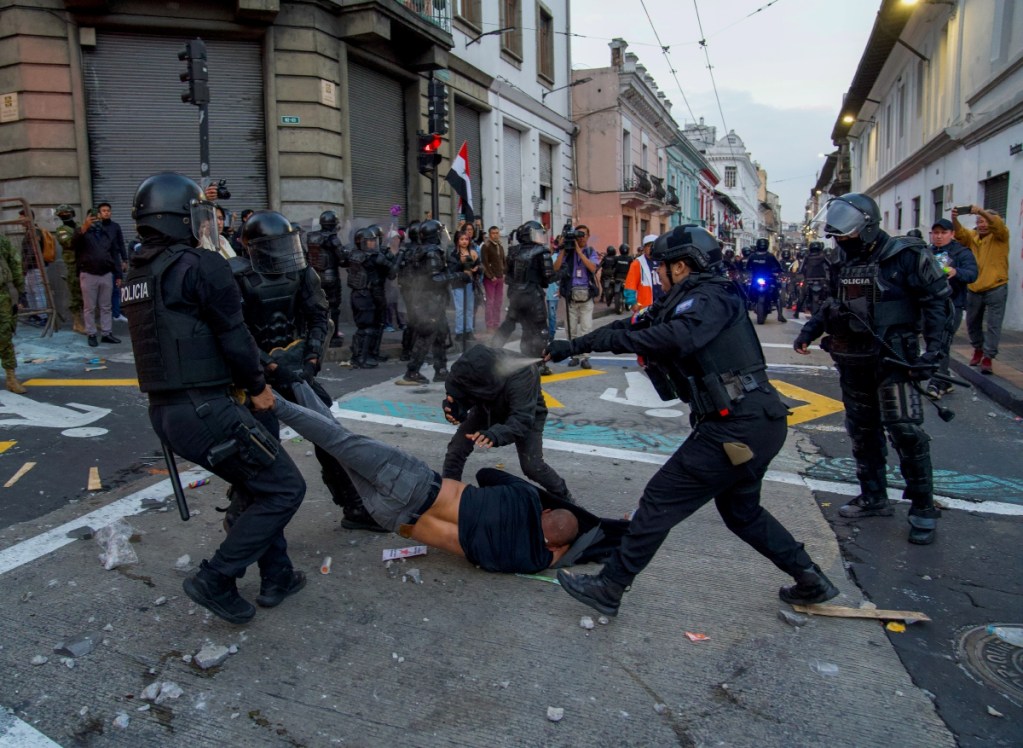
[956,624,1023,705]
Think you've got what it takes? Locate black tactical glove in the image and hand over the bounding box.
[546,339,574,363]
[302,359,319,382]
[907,351,941,381]
[793,333,813,352]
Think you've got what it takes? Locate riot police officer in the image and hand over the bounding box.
[599,246,617,304]
[794,240,832,319]
[747,237,786,322]
[491,221,556,359]
[340,226,396,368]
[397,221,421,362]
[232,211,383,533]
[546,225,839,617]
[398,219,462,385]
[306,210,344,348]
[54,204,85,334]
[365,223,395,363]
[794,193,952,545]
[122,172,306,625]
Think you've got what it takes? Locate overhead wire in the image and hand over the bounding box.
[636,0,698,125]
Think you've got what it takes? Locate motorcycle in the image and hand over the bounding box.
[748,274,777,325]
[803,277,829,316]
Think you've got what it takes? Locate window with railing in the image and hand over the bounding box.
[536,3,554,84]
[500,0,522,59]
[399,0,452,33]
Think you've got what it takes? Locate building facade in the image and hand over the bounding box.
[0,0,572,238]
[823,0,1023,329]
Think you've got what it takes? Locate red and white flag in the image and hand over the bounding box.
[445,140,475,224]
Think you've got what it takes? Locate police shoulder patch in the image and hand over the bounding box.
[672,298,696,317]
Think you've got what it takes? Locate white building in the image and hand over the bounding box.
[447,0,574,235]
[832,0,1023,329]
[682,119,760,248]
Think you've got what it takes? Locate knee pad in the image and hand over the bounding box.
[886,422,930,461]
[879,380,923,426]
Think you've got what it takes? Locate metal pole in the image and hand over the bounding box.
[199,102,210,183]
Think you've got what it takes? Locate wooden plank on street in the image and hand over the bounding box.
[792,604,931,623]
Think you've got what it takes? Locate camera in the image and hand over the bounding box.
[953,205,972,215]
[216,178,231,201]
[560,220,584,243]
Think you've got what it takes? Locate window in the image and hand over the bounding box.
[500,0,522,59]
[640,218,649,237]
[915,59,925,117]
[911,196,920,229]
[622,129,631,179]
[455,0,482,28]
[983,172,1009,217]
[641,143,648,171]
[897,85,905,139]
[896,202,903,230]
[622,216,631,246]
[885,104,892,150]
[725,165,736,189]
[992,0,1015,65]
[536,4,554,84]
[883,210,890,230]
[931,186,944,225]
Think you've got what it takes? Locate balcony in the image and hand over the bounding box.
[665,185,680,207]
[649,175,666,201]
[339,0,453,70]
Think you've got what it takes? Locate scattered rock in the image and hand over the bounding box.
[136,704,150,712]
[62,657,76,669]
[54,632,102,658]
[228,644,238,655]
[194,644,230,670]
[546,706,564,722]
[112,713,130,729]
[20,592,32,603]
[66,526,95,540]
[403,568,422,585]
[598,616,609,625]
[155,682,183,705]
[30,655,48,666]
[987,706,1004,718]
[174,554,191,571]
[102,623,113,632]
[778,609,808,628]
[921,574,932,581]
[182,654,193,664]
[153,596,167,607]
[579,616,595,630]
[140,683,161,702]
[860,601,877,610]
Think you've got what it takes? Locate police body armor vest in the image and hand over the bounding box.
[346,247,369,290]
[643,277,768,419]
[613,256,633,280]
[835,243,917,332]
[306,231,329,273]
[802,253,829,280]
[510,243,549,287]
[234,266,302,352]
[121,244,233,393]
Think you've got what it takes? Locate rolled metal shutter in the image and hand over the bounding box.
[82,32,267,233]
[502,125,522,232]
[982,173,1009,217]
[348,62,407,224]
[454,103,482,221]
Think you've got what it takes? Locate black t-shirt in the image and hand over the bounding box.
[458,483,551,573]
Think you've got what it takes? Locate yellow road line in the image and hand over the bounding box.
[4,462,36,488]
[87,467,102,491]
[772,380,844,426]
[0,441,15,455]
[22,379,139,387]
[541,367,606,408]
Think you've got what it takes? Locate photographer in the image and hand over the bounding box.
[553,223,598,369]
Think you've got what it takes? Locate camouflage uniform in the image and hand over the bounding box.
[55,205,84,330]
[1,234,27,392]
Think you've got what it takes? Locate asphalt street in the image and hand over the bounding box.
[0,310,1020,746]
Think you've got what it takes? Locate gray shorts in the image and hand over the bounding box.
[274,386,442,532]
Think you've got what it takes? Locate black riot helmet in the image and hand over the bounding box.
[781,247,792,261]
[242,210,307,275]
[808,241,824,254]
[814,192,881,244]
[319,210,338,232]
[515,220,547,246]
[740,245,751,258]
[407,220,421,243]
[367,224,384,243]
[723,248,735,261]
[133,172,216,246]
[618,243,630,255]
[354,227,379,251]
[419,219,443,245]
[906,228,923,239]
[754,238,770,253]
[650,225,722,273]
[605,245,617,257]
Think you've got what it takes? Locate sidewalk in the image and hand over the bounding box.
[948,326,1023,417]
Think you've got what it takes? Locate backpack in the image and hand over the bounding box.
[40,229,57,263]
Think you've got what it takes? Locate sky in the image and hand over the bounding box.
[569,0,883,222]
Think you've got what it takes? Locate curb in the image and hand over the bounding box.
[949,358,1023,418]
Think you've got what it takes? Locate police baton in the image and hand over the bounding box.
[160,440,191,521]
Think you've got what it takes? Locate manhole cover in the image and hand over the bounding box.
[957,624,1023,704]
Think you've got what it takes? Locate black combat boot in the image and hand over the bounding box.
[256,567,307,608]
[397,369,429,386]
[367,328,389,363]
[340,501,388,532]
[433,367,448,382]
[350,330,377,369]
[838,494,893,519]
[779,564,840,605]
[907,508,940,545]
[183,561,256,624]
[556,570,627,616]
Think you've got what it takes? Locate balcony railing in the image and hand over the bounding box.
[649,175,666,201]
[398,0,451,33]
[665,185,680,207]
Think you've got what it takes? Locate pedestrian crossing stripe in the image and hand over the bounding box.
[771,380,844,426]
[540,367,605,409]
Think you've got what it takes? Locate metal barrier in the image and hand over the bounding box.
[0,197,57,337]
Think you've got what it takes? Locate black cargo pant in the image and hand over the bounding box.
[441,407,570,501]
[492,285,548,357]
[149,388,305,581]
[602,409,813,586]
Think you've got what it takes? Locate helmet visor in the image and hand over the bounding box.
[248,232,307,274]
[813,199,868,239]
[528,226,548,246]
[189,199,219,251]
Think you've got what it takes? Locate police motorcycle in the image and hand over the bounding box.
[747,271,779,325]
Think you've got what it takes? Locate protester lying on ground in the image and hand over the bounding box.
[273,383,628,574]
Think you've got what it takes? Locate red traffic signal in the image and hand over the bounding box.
[417,132,443,175]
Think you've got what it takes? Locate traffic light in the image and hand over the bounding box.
[427,79,449,136]
[417,132,443,175]
[179,39,209,106]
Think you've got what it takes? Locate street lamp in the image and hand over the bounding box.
[541,77,593,103]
